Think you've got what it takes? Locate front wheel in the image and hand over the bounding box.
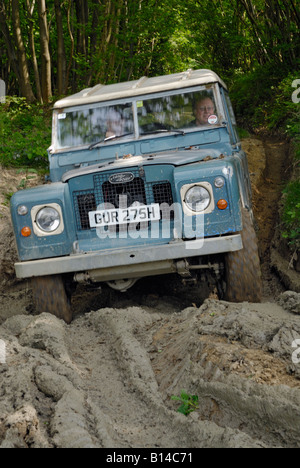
[31,274,73,324]
[224,209,262,303]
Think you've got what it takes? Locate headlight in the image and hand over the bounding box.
[36,207,61,232]
[31,203,64,237]
[185,186,211,212]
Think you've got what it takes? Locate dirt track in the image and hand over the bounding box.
[0,138,300,448]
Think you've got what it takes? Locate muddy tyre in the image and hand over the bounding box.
[31,275,73,324]
[225,209,262,303]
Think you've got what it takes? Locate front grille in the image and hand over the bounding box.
[73,169,174,231]
[102,178,147,208]
[153,182,174,220]
[74,192,96,230]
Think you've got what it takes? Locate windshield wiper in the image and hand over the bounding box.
[141,129,185,136]
[89,133,133,150]
[89,129,184,150]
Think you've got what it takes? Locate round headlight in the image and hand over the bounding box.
[185,186,211,212]
[36,207,61,233]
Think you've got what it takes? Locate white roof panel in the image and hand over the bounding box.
[54,69,227,109]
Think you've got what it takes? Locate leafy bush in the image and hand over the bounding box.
[0,97,51,168]
[267,73,300,133]
[273,75,300,249]
[230,64,286,129]
[230,67,300,133]
[281,181,300,250]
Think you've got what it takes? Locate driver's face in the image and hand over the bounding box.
[194,98,215,125]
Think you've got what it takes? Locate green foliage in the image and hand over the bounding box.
[266,74,300,249]
[171,391,199,416]
[0,97,51,168]
[230,65,288,129]
[229,64,300,134]
[266,73,300,133]
[281,181,300,249]
[1,0,299,101]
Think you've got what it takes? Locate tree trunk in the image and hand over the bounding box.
[54,0,67,95]
[0,6,21,85]
[75,0,87,58]
[237,0,271,65]
[65,0,75,93]
[37,0,52,103]
[26,0,43,103]
[11,0,36,102]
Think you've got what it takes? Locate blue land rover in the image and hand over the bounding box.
[11,69,262,323]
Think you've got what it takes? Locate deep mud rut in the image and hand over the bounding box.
[0,138,300,448]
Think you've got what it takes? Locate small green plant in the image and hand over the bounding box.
[2,191,14,206]
[171,390,199,416]
[16,169,39,190]
[237,127,250,139]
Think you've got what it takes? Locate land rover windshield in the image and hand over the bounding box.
[55,85,223,151]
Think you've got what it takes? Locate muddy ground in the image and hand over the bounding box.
[0,138,300,448]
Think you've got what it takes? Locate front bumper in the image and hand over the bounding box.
[15,234,242,280]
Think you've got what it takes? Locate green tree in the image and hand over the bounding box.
[0,0,298,100]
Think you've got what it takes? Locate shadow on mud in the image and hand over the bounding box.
[72,274,213,319]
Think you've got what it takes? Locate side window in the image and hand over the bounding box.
[224,92,240,145]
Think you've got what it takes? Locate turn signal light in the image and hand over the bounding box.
[21,227,32,237]
[217,199,228,210]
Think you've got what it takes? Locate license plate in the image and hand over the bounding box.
[89,204,161,228]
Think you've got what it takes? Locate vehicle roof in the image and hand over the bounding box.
[54,69,227,109]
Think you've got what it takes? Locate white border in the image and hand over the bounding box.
[180,182,215,216]
[31,203,65,237]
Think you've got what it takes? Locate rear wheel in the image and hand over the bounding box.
[31,274,73,324]
[225,209,262,303]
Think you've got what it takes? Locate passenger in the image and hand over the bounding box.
[105,108,124,138]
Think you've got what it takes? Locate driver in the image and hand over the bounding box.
[193,96,216,126]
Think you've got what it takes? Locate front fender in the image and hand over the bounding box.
[173,158,243,237]
[10,182,76,261]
